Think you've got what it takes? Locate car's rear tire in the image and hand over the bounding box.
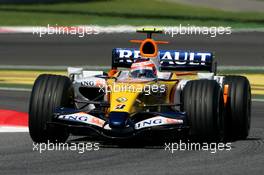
[224,76,251,140]
[183,80,224,141]
[29,74,73,143]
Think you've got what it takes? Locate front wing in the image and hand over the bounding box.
[49,107,188,139]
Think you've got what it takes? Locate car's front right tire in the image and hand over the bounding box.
[29,74,73,143]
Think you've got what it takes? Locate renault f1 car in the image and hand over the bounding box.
[29,28,251,143]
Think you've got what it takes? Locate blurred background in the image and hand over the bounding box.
[0,0,263,98]
[0,0,263,27]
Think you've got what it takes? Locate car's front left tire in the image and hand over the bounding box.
[224,75,251,140]
[183,80,224,141]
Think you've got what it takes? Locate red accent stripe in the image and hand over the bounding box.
[0,110,28,126]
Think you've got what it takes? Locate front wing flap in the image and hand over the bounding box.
[51,107,188,138]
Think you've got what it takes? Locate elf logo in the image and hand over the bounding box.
[116,97,128,103]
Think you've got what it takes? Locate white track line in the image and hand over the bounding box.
[252,99,264,102]
[0,87,31,92]
[0,126,28,132]
[0,26,264,34]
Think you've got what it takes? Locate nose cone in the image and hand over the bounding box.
[108,112,129,128]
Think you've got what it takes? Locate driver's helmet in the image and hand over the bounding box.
[130,60,157,78]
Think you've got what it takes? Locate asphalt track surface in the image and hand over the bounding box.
[0,90,263,175]
[0,32,264,67]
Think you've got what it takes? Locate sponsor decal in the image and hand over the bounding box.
[159,51,211,66]
[103,124,112,130]
[115,49,212,66]
[81,81,95,87]
[58,112,105,127]
[116,97,128,103]
[118,49,140,59]
[81,79,105,87]
[135,116,183,130]
[115,104,126,109]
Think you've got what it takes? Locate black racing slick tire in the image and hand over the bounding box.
[183,80,224,141]
[224,76,251,140]
[29,74,73,143]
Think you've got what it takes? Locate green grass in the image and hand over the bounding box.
[0,0,264,27]
[0,83,32,89]
[253,94,264,100]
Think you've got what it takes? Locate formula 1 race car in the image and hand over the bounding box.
[28,28,251,143]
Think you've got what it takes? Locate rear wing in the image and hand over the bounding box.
[112,48,216,72]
